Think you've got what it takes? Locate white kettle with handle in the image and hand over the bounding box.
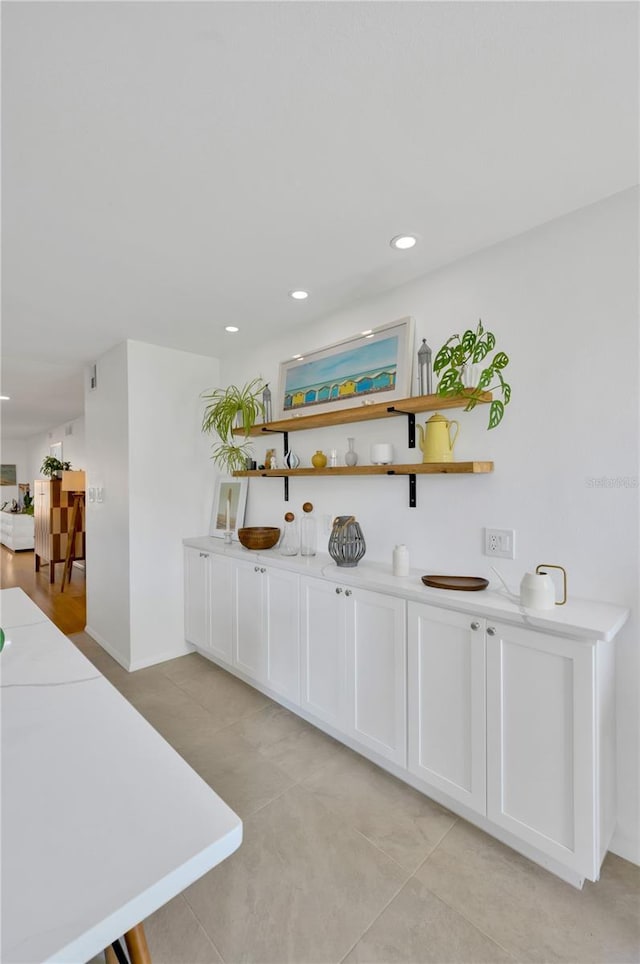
[520,564,567,610]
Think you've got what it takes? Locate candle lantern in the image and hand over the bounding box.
[262,383,272,423]
[417,339,432,395]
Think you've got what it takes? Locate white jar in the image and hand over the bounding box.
[393,544,410,578]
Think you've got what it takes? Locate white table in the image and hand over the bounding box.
[1,588,242,964]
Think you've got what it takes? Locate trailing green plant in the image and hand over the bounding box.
[40,455,71,478]
[434,319,511,429]
[201,377,266,473]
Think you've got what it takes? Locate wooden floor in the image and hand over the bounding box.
[0,546,86,634]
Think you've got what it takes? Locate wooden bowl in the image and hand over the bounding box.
[237,526,281,550]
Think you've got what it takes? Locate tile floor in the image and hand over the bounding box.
[73,634,640,964]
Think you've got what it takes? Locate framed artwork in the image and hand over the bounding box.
[276,316,415,419]
[0,464,17,486]
[209,477,248,539]
[50,442,63,462]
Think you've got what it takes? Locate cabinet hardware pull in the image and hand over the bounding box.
[487,626,496,636]
[200,553,208,558]
[345,589,352,597]
[470,621,480,630]
[254,566,260,572]
[335,587,343,594]
[260,567,266,573]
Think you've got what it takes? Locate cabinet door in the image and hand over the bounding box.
[264,567,300,703]
[408,603,486,814]
[486,622,596,876]
[346,588,406,765]
[208,552,233,665]
[300,576,346,731]
[233,560,266,681]
[184,548,210,649]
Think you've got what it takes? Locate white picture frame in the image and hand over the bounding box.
[209,476,248,539]
[276,316,415,420]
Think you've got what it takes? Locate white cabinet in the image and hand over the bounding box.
[301,576,406,766]
[408,603,486,815]
[486,622,613,879]
[233,559,300,703]
[184,547,233,664]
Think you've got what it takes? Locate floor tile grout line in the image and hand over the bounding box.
[336,872,414,964]
[181,891,230,964]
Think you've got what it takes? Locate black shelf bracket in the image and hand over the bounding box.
[387,407,416,448]
[386,470,418,508]
[258,428,289,501]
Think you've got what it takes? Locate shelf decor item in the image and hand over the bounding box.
[434,319,511,429]
[284,450,300,469]
[300,502,317,556]
[209,477,248,540]
[311,450,328,468]
[344,438,358,466]
[237,526,281,550]
[280,512,298,556]
[39,456,71,480]
[417,339,432,395]
[277,317,415,420]
[201,378,265,473]
[328,515,366,568]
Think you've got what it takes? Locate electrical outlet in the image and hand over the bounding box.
[484,528,515,559]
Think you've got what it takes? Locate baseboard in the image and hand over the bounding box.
[129,643,193,672]
[84,624,130,671]
[609,830,640,867]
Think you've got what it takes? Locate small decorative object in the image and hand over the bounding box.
[311,450,327,469]
[393,544,410,577]
[265,447,277,469]
[262,383,273,423]
[434,319,511,429]
[300,502,317,556]
[223,530,233,545]
[284,450,300,469]
[345,438,358,466]
[329,448,338,467]
[269,454,278,470]
[417,338,432,395]
[370,443,394,465]
[280,512,298,556]
[237,526,281,550]
[520,564,567,609]
[421,575,489,591]
[201,378,265,473]
[328,515,366,568]
[417,413,459,463]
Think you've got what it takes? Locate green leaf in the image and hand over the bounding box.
[502,382,512,404]
[433,346,452,373]
[472,341,490,363]
[477,319,484,336]
[437,370,465,396]
[493,351,509,369]
[488,400,504,429]
[478,366,494,389]
[464,397,478,412]
[452,345,467,366]
[485,332,496,351]
[461,329,476,353]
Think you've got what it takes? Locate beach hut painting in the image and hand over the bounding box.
[278,318,414,419]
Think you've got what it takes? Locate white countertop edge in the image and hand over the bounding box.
[44,823,242,964]
[183,536,630,642]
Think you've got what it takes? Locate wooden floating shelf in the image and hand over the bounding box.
[234,462,494,478]
[233,391,492,437]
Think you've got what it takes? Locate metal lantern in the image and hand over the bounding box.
[328,515,366,568]
[417,339,432,395]
[262,383,272,423]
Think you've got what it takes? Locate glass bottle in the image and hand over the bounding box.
[300,502,317,556]
[345,437,358,466]
[280,511,298,556]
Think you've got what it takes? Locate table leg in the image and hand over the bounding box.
[49,560,55,584]
[105,944,119,964]
[124,923,152,964]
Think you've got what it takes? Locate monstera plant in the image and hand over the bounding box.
[434,319,511,429]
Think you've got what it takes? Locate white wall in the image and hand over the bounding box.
[84,342,132,667]
[225,188,639,864]
[127,340,220,669]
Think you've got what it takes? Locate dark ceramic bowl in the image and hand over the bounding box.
[237,526,281,550]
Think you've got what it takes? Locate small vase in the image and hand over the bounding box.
[285,450,300,469]
[311,450,327,469]
[345,438,358,466]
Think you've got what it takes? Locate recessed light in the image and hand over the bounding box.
[292,354,303,359]
[390,235,417,250]
[365,334,375,339]
[289,290,309,300]
[225,326,239,333]
[0,395,10,401]
[361,330,373,336]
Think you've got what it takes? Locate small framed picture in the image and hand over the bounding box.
[209,477,248,539]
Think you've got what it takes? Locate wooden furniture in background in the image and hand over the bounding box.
[60,470,86,593]
[34,479,85,584]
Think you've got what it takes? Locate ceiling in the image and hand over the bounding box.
[2,1,637,440]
